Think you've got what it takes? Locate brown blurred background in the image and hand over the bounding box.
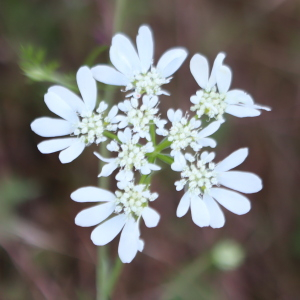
[0,0,299,299]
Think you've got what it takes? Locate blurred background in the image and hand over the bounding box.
[0,0,299,299]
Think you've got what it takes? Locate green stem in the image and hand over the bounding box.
[155,138,172,153]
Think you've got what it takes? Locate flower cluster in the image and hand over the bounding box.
[31,25,270,263]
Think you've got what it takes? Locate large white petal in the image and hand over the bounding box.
[142,207,160,228]
[198,121,220,138]
[210,188,251,215]
[111,33,140,76]
[91,214,126,246]
[118,217,140,263]
[31,117,73,137]
[203,194,225,228]
[76,66,97,112]
[176,192,191,217]
[216,65,232,94]
[136,25,153,72]
[190,196,210,227]
[157,48,188,78]
[225,89,254,105]
[71,186,116,203]
[215,148,248,172]
[37,138,77,154]
[75,202,115,227]
[218,171,262,194]
[48,86,85,114]
[190,54,209,89]
[207,52,226,90]
[44,92,79,124]
[225,105,261,118]
[99,162,118,177]
[58,139,85,163]
[199,138,217,148]
[91,65,129,86]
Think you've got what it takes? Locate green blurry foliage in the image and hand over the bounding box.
[19,45,76,91]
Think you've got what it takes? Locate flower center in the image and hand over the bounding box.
[73,112,106,145]
[168,118,198,152]
[114,184,157,218]
[116,143,148,171]
[191,86,227,120]
[130,67,170,96]
[178,160,218,195]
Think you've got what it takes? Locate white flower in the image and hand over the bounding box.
[92,25,188,98]
[117,95,167,140]
[71,182,160,263]
[190,53,271,120]
[167,109,221,157]
[95,128,161,181]
[172,148,262,228]
[31,66,119,163]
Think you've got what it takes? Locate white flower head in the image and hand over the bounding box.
[167,109,221,157]
[30,66,119,163]
[190,53,271,120]
[71,183,160,263]
[172,148,262,228]
[95,128,160,180]
[117,95,167,140]
[92,25,188,98]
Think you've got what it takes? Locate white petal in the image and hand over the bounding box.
[167,108,175,122]
[138,239,144,252]
[37,137,77,154]
[44,92,79,124]
[142,207,160,228]
[99,162,118,177]
[199,138,217,148]
[59,140,85,163]
[202,152,215,163]
[31,117,73,137]
[91,214,126,246]
[198,121,220,138]
[141,165,151,175]
[215,148,248,172]
[118,217,140,263]
[94,151,115,163]
[148,163,161,171]
[225,89,254,105]
[108,105,118,120]
[203,194,225,228]
[218,171,263,194]
[157,48,188,78]
[75,202,115,227]
[115,170,133,182]
[252,103,271,111]
[111,33,140,76]
[136,25,153,72]
[190,196,210,227]
[207,52,226,90]
[190,54,209,89]
[176,192,191,217]
[171,153,186,171]
[76,66,97,111]
[91,65,129,86]
[48,86,85,114]
[216,65,232,94]
[225,105,261,118]
[71,186,116,203]
[173,109,183,122]
[210,188,251,215]
[190,95,200,104]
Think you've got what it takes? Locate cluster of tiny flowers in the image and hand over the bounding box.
[191,87,227,120]
[117,140,153,171]
[114,183,158,219]
[31,24,270,263]
[74,103,117,145]
[168,116,200,153]
[176,158,218,195]
[127,67,170,97]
